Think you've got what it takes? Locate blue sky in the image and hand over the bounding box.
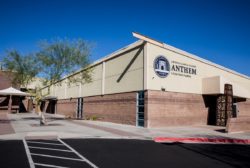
[0,0,250,76]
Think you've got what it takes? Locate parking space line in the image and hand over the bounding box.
[34,163,69,168]
[30,153,84,162]
[58,139,99,168]
[27,141,65,146]
[24,138,99,168]
[23,139,35,168]
[28,146,73,152]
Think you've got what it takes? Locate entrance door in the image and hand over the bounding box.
[204,95,217,125]
[76,97,83,119]
[44,100,56,114]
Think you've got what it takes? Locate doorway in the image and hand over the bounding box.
[76,97,83,119]
[136,91,144,127]
[46,100,56,114]
[203,95,217,125]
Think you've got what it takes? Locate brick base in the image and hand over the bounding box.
[226,99,250,133]
[56,99,77,118]
[0,71,16,90]
[54,91,250,130]
[238,99,250,117]
[226,116,250,133]
[55,92,137,125]
[83,92,136,126]
[145,90,208,127]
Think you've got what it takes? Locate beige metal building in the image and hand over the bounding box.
[40,32,250,132]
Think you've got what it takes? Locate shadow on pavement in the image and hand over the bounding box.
[164,143,250,168]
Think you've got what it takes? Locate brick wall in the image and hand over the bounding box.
[0,71,12,89]
[83,92,137,125]
[238,99,250,117]
[56,91,209,127]
[56,98,77,118]
[228,98,250,133]
[226,116,250,133]
[52,90,250,129]
[145,90,208,128]
[56,92,137,125]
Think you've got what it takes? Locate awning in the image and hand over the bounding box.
[202,76,250,98]
[42,96,57,100]
[0,87,30,96]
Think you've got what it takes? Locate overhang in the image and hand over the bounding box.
[202,76,250,98]
[42,96,57,101]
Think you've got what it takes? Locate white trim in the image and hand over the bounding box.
[28,146,73,152]
[133,32,163,47]
[79,82,82,97]
[34,163,69,168]
[102,62,106,95]
[58,139,99,168]
[26,141,64,146]
[143,43,148,90]
[64,79,67,99]
[31,153,84,162]
[23,139,35,168]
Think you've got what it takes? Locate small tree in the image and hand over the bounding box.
[36,38,92,86]
[2,38,92,124]
[3,50,39,88]
[36,38,92,124]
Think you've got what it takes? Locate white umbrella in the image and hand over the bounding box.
[0,87,30,96]
[0,87,30,113]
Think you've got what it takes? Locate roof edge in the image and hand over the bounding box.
[132,32,250,80]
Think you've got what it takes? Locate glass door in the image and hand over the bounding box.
[136,91,144,127]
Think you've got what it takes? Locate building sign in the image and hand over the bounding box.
[154,56,197,78]
[154,56,170,78]
[171,61,197,78]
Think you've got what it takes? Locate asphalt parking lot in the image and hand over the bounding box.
[1,139,250,168]
[0,140,30,168]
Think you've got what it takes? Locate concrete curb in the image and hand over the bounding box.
[154,137,250,145]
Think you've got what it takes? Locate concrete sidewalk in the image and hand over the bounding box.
[0,112,250,142]
[72,119,250,140]
[0,112,15,135]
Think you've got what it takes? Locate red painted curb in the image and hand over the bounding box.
[154,137,250,145]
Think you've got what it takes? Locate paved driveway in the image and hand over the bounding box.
[1,112,250,168]
[1,138,250,168]
[64,139,250,168]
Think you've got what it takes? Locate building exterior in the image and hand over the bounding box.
[0,70,14,90]
[40,32,250,132]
